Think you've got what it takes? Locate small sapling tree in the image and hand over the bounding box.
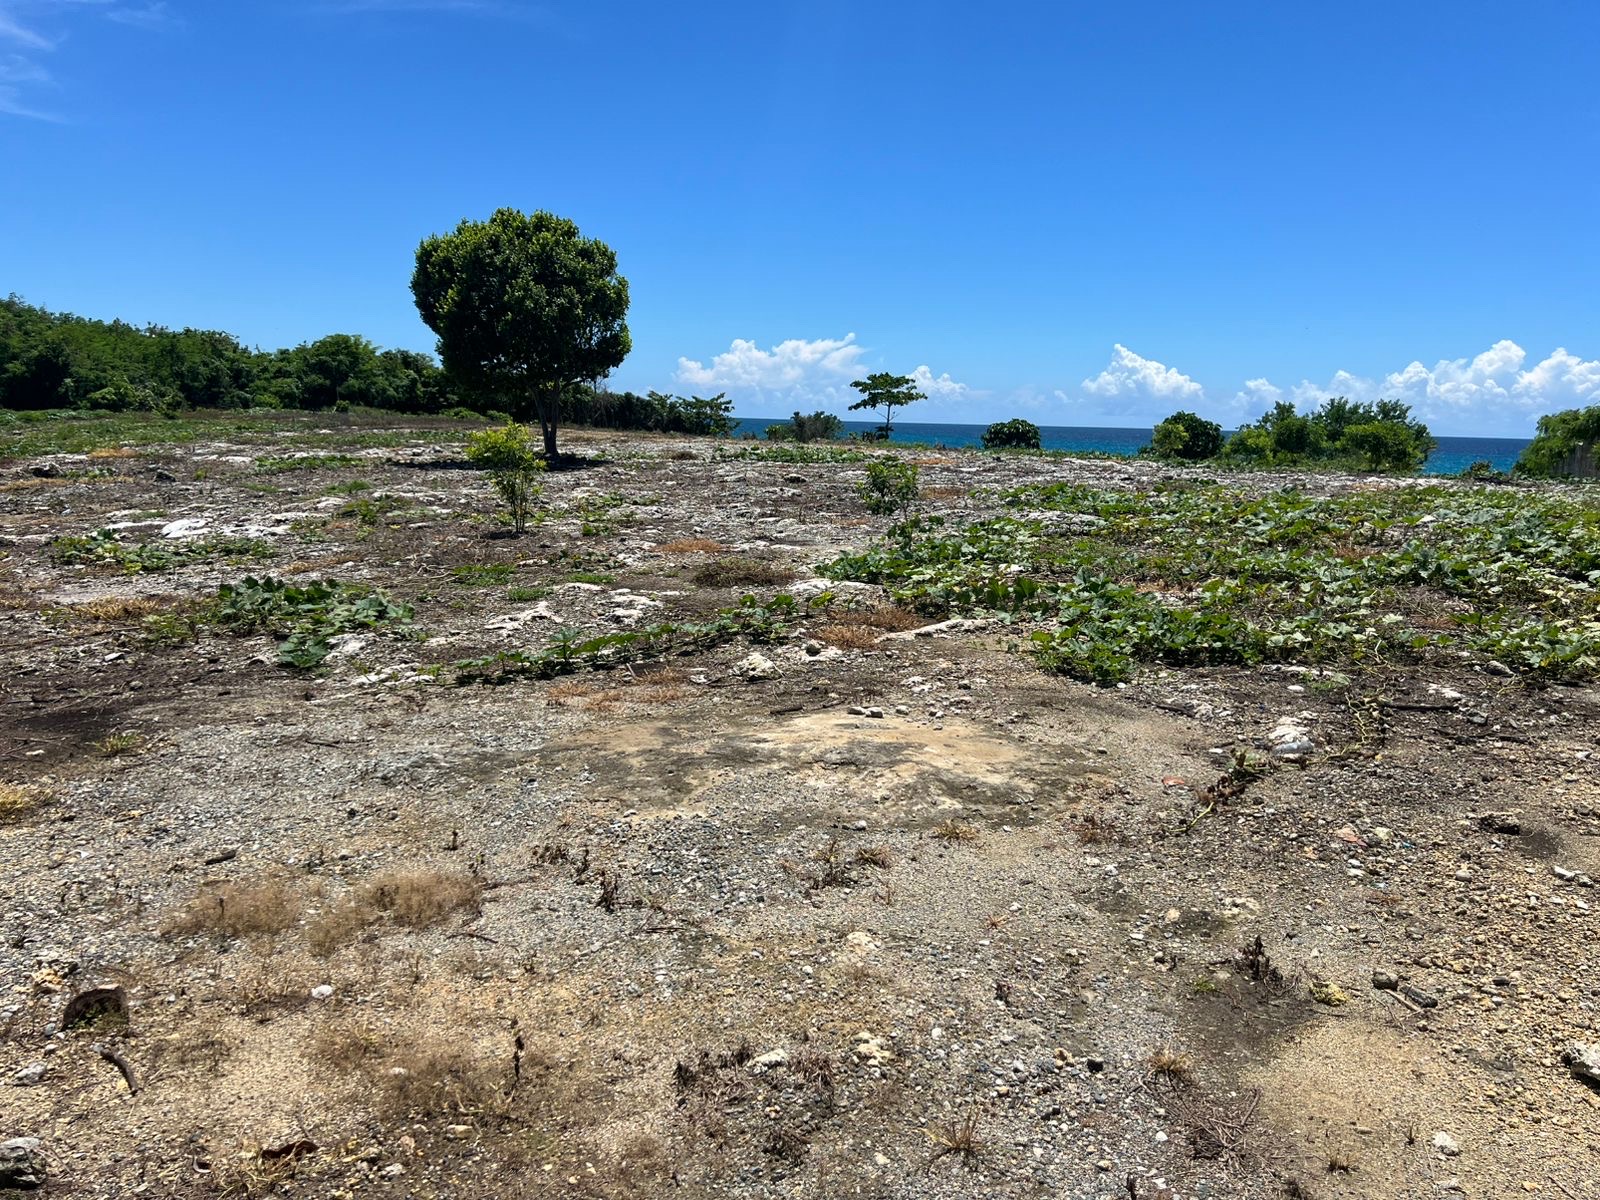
[858,459,919,515]
[466,422,545,534]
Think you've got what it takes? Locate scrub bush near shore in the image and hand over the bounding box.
[823,481,1600,683]
[982,418,1043,450]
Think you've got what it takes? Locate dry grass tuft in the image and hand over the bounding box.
[659,537,726,555]
[814,622,881,651]
[305,900,375,957]
[357,869,482,929]
[373,1035,500,1119]
[166,876,302,940]
[87,447,140,460]
[1064,807,1127,845]
[692,556,797,588]
[72,596,167,621]
[547,671,688,711]
[814,605,924,650]
[931,818,978,844]
[0,477,72,493]
[1147,1045,1195,1086]
[853,845,893,869]
[925,1106,986,1170]
[312,1017,387,1070]
[919,485,969,501]
[0,782,50,823]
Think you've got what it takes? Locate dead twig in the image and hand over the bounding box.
[91,1042,140,1094]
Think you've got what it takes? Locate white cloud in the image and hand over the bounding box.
[909,364,968,400]
[1248,340,1600,432]
[676,333,866,392]
[0,0,172,119]
[1081,344,1204,402]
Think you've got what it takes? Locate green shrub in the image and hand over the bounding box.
[1149,411,1223,461]
[1221,397,1433,471]
[1341,421,1429,472]
[982,419,1042,450]
[465,422,545,533]
[210,575,412,669]
[858,459,919,515]
[1515,404,1600,477]
[765,410,844,443]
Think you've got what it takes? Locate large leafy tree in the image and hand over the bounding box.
[411,208,631,460]
[848,372,924,438]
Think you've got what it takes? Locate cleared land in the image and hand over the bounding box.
[2,413,1599,1199]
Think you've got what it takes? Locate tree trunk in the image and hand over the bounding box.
[533,385,559,461]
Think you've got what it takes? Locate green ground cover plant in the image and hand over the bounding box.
[209,575,413,668]
[823,481,1600,683]
[51,528,274,573]
[453,593,807,683]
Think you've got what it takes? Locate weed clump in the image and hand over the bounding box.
[166,876,302,940]
[692,556,797,588]
[209,574,412,669]
[357,869,482,928]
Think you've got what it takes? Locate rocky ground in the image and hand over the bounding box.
[1,418,1598,1199]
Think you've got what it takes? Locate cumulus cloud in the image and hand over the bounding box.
[676,333,867,391]
[1248,341,1600,432]
[909,364,969,400]
[1081,344,1204,403]
[672,334,980,418]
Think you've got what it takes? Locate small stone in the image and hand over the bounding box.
[0,1138,45,1190]
[1401,984,1440,1009]
[1431,1131,1461,1156]
[380,1163,406,1178]
[751,1048,789,1069]
[1561,1043,1600,1088]
[444,1124,472,1140]
[310,984,335,1001]
[734,653,779,681]
[11,1063,46,1087]
[1310,980,1351,1006]
[1453,868,1472,882]
[1371,970,1401,991]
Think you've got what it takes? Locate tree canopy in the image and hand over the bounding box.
[847,372,923,438]
[1514,404,1600,477]
[412,208,631,460]
[0,295,458,415]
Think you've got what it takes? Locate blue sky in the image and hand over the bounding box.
[2,1,1597,435]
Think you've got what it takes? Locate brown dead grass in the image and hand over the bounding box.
[0,477,73,493]
[87,447,140,460]
[72,595,167,621]
[920,486,969,501]
[547,670,688,711]
[814,623,880,650]
[659,537,726,555]
[357,869,483,929]
[371,1033,501,1120]
[305,900,375,957]
[814,605,925,649]
[312,1016,387,1070]
[1147,1045,1196,1086]
[166,876,302,940]
[692,556,797,588]
[0,782,49,823]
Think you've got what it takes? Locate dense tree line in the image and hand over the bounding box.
[1150,397,1436,472]
[0,296,734,438]
[0,296,458,415]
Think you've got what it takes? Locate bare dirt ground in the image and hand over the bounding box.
[2,421,1598,1199]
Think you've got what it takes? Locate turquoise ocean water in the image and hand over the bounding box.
[730,418,1529,477]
